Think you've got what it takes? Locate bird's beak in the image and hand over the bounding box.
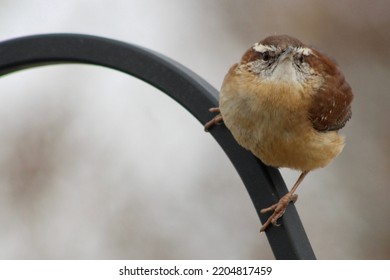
[278,47,293,62]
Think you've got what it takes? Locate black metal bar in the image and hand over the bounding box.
[0,34,316,259]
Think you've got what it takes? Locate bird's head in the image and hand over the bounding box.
[239,35,328,87]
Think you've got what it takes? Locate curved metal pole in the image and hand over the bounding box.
[0,34,315,259]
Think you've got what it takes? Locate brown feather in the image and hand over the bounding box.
[308,50,353,132]
[260,35,303,49]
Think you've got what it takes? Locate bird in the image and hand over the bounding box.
[204,35,353,232]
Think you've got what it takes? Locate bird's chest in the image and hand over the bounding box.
[220,82,313,167]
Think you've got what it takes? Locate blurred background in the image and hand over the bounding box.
[0,0,388,259]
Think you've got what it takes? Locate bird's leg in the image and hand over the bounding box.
[204,107,223,131]
[260,171,309,232]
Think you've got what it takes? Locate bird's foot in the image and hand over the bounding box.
[204,107,223,131]
[259,193,298,232]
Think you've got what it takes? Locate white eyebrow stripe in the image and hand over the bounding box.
[295,47,312,56]
[253,43,313,56]
[252,43,276,53]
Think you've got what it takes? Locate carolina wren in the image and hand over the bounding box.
[205,35,353,232]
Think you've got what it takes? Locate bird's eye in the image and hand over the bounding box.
[262,51,270,61]
[299,55,304,63]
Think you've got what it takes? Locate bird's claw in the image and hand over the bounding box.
[209,107,220,113]
[260,194,298,232]
[204,107,223,131]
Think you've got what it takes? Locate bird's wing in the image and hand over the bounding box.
[308,63,353,132]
